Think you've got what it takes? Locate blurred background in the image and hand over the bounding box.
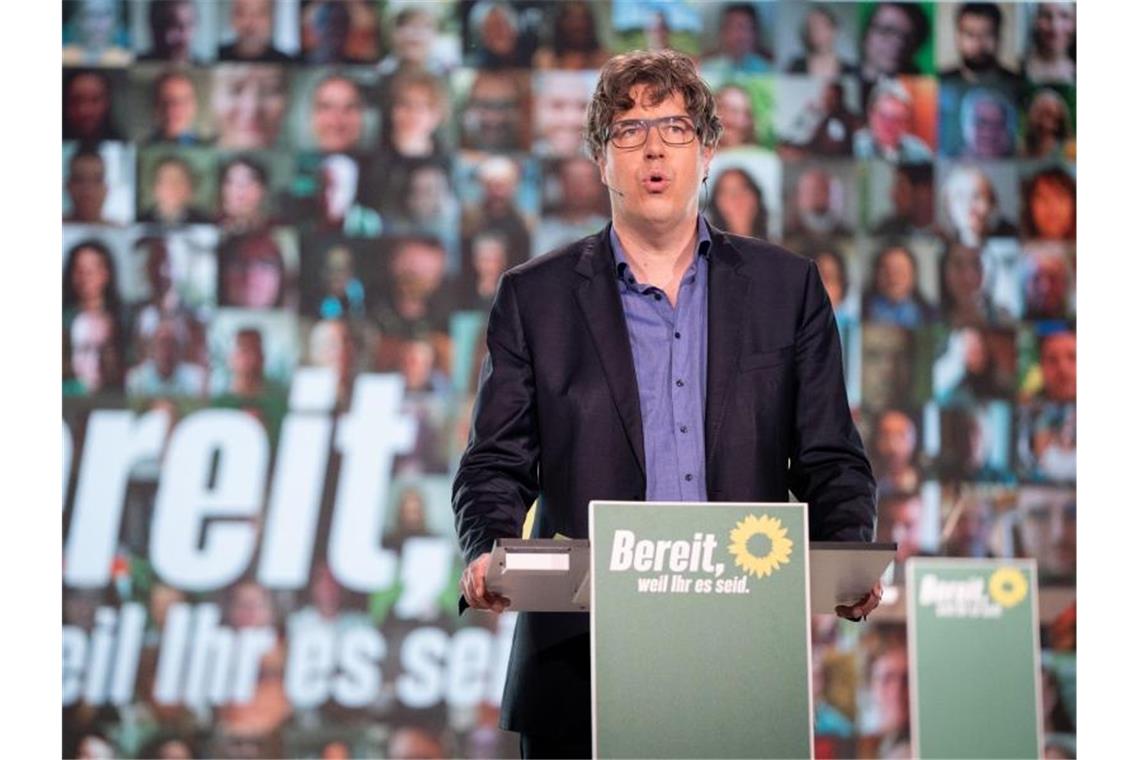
[61,1,1076,757]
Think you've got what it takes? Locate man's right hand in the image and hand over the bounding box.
[460,552,511,613]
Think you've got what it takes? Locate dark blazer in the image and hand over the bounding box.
[452,219,876,739]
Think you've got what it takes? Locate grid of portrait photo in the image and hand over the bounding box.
[62,1,1076,758]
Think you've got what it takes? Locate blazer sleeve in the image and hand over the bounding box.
[452,271,541,565]
[787,261,878,542]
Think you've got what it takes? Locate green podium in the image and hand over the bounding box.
[589,501,814,759]
[906,558,1043,759]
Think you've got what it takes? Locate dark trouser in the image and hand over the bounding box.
[519,731,592,759]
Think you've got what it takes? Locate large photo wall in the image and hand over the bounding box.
[62,1,1076,757]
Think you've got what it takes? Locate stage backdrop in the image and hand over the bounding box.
[62,1,1076,758]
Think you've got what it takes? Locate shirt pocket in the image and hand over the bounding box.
[738,345,793,372]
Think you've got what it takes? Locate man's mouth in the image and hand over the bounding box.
[642,173,670,193]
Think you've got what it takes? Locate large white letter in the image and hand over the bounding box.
[258,370,335,588]
[151,410,268,591]
[65,410,167,587]
[329,375,415,592]
[609,530,636,571]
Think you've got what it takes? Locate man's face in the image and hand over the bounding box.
[1029,94,1065,137]
[156,75,198,138]
[876,411,916,471]
[68,154,107,222]
[393,11,434,64]
[472,238,508,279]
[870,648,910,734]
[221,163,265,220]
[228,582,273,628]
[158,1,196,60]
[806,9,836,52]
[465,74,521,149]
[1018,497,1075,576]
[864,4,914,75]
[392,84,442,142]
[231,0,273,55]
[401,340,436,389]
[479,166,518,210]
[311,78,363,152]
[212,64,288,149]
[480,6,517,56]
[1040,332,1076,402]
[311,319,354,376]
[720,9,756,59]
[1035,3,1076,56]
[956,12,999,71]
[796,170,831,215]
[877,248,915,303]
[559,157,604,214]
[230,333,264,379]
[322,246,354,292]
[715,88,752,147]
[948,172,995,237]
[891,496,924,561]
[153,162,194,216]
[969,98,1010,157]
[392,242,445,297]
[869,95,910,150]
[407,167,446,219]
[535,75,590,156]
[71,311,114,391]
[66,73,110,137]
[225,237,282,308]
[597,85,711,229]
[1028,252,1068,315]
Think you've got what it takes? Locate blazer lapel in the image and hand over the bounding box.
[574,226,646,478]
[704,225,750,469]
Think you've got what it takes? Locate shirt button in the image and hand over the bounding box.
[674,332,681,339]
[685,473,693,482]
[680,425,688,433]
[675,379,684,387]
[654,293,662,301]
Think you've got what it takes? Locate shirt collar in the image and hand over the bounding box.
[610,216,712,286]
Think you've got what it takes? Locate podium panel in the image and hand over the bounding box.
[907,558,1043,759]
[589,501,813,759]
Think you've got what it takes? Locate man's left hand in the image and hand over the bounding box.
[835,580,884,622]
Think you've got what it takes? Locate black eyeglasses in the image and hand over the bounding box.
[606,115,699,149]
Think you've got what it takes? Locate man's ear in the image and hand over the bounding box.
[596,155,609,187]
[700,144,714,181]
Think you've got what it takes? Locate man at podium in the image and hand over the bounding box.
[453,49,880,758]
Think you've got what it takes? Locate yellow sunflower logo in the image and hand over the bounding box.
[728,514,794,578]
[988,567,1029,608]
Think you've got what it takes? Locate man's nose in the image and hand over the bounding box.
[643,124,667,158]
